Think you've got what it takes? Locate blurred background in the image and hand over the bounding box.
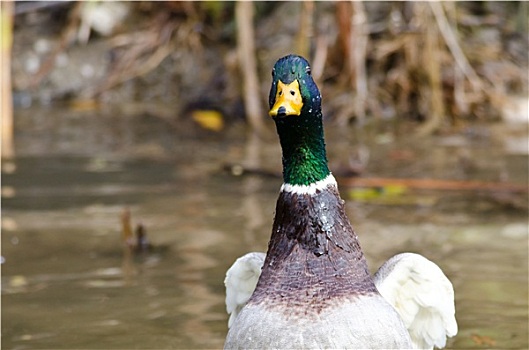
[1,1,527,349]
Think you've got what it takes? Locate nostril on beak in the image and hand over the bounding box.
[277,106,287,117]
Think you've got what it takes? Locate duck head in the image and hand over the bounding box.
[268,55,329,186]
[269,55,322,119]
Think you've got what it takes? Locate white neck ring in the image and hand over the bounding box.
[280,173,337,196]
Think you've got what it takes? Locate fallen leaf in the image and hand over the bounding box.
[471,333,497,346]
[192,110,224,131]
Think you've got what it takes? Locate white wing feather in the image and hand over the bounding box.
[224,252,266,328]
[374,253,458,349]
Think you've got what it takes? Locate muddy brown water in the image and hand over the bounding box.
[2,107,528,349]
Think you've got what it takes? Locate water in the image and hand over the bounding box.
[2,107,528,349]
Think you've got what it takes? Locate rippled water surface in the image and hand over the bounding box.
[2,107,528,349]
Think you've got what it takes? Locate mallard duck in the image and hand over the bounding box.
[224,55,457,349]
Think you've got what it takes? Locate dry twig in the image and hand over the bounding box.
[295,1,314,58]
[235,1,267,136]
[338,176,528,193]
[349,0,368,124]
[1,1,14,158]
[311,33,328,87]
[429,2,485,92]
[417,3,445,136]
[93,13,178,96]
[29,2,82,88]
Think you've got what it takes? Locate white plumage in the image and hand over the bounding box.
[224,252,457,349]
[374,253,458,349]
[224,252,266,328]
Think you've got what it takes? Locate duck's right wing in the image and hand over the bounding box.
[224,252,266,328]
[374,253,458,349]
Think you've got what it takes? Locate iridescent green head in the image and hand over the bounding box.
[269,55,321,119]
[268,55,330,186]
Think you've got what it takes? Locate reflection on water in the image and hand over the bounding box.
[2,107,528,349]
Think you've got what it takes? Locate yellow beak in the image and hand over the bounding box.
[269,80,303,117]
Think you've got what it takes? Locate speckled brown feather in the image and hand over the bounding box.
[249,184,378,316]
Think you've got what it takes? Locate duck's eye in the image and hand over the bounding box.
[279,91,282,96]
[290,90,295,96]
[305,66,311,75]
[271,68,275,77]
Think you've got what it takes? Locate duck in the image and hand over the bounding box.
[224,55,457,349]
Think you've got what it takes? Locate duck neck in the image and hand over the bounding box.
[248,112,378,306]
[274,111,330,186]
[251,176,377,305]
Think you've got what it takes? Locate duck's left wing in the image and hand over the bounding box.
[374,253,457,349]
[224,252,266,328]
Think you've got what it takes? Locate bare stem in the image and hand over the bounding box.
[235,1,267,135]
[1,1,14,159]
[351,1,368,124]
[429,1,484,92]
